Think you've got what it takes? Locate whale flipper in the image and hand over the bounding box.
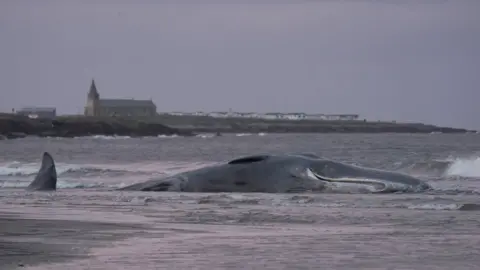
[27,152,57,191]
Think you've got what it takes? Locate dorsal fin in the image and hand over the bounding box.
[27,152,57,191]
[227,155,270,165]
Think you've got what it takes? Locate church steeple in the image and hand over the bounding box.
[88,79,99,100]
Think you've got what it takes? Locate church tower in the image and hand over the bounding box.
[84,79,100,116]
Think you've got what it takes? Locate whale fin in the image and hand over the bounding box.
[26,152,57,191]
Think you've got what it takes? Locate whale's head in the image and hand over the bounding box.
[223,154,430,193]
[303,157,431,193]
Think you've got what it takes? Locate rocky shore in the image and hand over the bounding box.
[0,114,193,140]
[0,113,474,140]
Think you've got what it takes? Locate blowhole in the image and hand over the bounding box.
[228,155,270,165]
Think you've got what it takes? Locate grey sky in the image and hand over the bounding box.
[1,1,479,129]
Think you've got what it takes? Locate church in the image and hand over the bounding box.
[84,79,157,117]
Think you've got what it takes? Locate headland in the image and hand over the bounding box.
[0,113,474,140]
[154,114,474,134]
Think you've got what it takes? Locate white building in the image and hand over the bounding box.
[16,107,57,119]
[281,113,306,120]
[323,114,359,121]
[208,111,229,118]
[165,111,360,121]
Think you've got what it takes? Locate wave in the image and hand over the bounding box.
[0,160,216,177]
[71,134,181,140]
[398,156,480,178]
[235,133,252,137]
[0,179,112,189]
[196,134,216,139]
[405,203,480,211]
[157,134,179,138]
[0,160,217,190]
[444,156,480,178]
[152,194,480,212]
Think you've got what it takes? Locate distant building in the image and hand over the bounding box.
[165,111,360,121]
[84,79,157,117]
[304,114,327,120]
[324,114,359,121]
[282,113,307,120]
[16,107,56,119]
[208,111,229,118]
[260,113,286,120]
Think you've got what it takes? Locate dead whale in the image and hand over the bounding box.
[118,154,431,193]
[26,152,431,193]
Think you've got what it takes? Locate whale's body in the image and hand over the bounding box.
[118,153,431,193]
[26,152,431,193]
[26,152,57,191]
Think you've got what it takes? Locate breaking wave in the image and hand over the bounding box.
[72,134,180,140]
[69,133,268,140]
[0,160,215,178]
[0,160,217,189]
[399,156,480,178]
[444,157,480,178]
[235,133,252,137]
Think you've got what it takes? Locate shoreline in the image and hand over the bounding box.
[0,212,149,270]
[0,113,475,140]
[1,190,480,269]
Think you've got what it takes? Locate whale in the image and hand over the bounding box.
[118,153,431,193]
[26,152,57,191]
[26,152,431,193]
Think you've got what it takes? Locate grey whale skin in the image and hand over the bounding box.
[118,153,431,193]
[27,152,57,191]
[26,152,431,193]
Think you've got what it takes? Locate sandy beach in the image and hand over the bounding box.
[1,189,479,270]
[1,214,149,270]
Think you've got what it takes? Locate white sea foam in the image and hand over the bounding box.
[444,156,480,178]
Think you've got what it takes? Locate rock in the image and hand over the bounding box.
[0,115,194,140]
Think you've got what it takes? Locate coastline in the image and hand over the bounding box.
[153,114,474,134]
[0,113,474,140]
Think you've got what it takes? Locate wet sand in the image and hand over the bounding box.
[1,190,480,269]
[0,213,150,270]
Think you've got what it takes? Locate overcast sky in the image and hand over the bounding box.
[1,0,479,129]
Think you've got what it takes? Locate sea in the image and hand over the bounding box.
[1,133,480,269]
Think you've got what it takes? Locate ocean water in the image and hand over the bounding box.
[1,133,480,269]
